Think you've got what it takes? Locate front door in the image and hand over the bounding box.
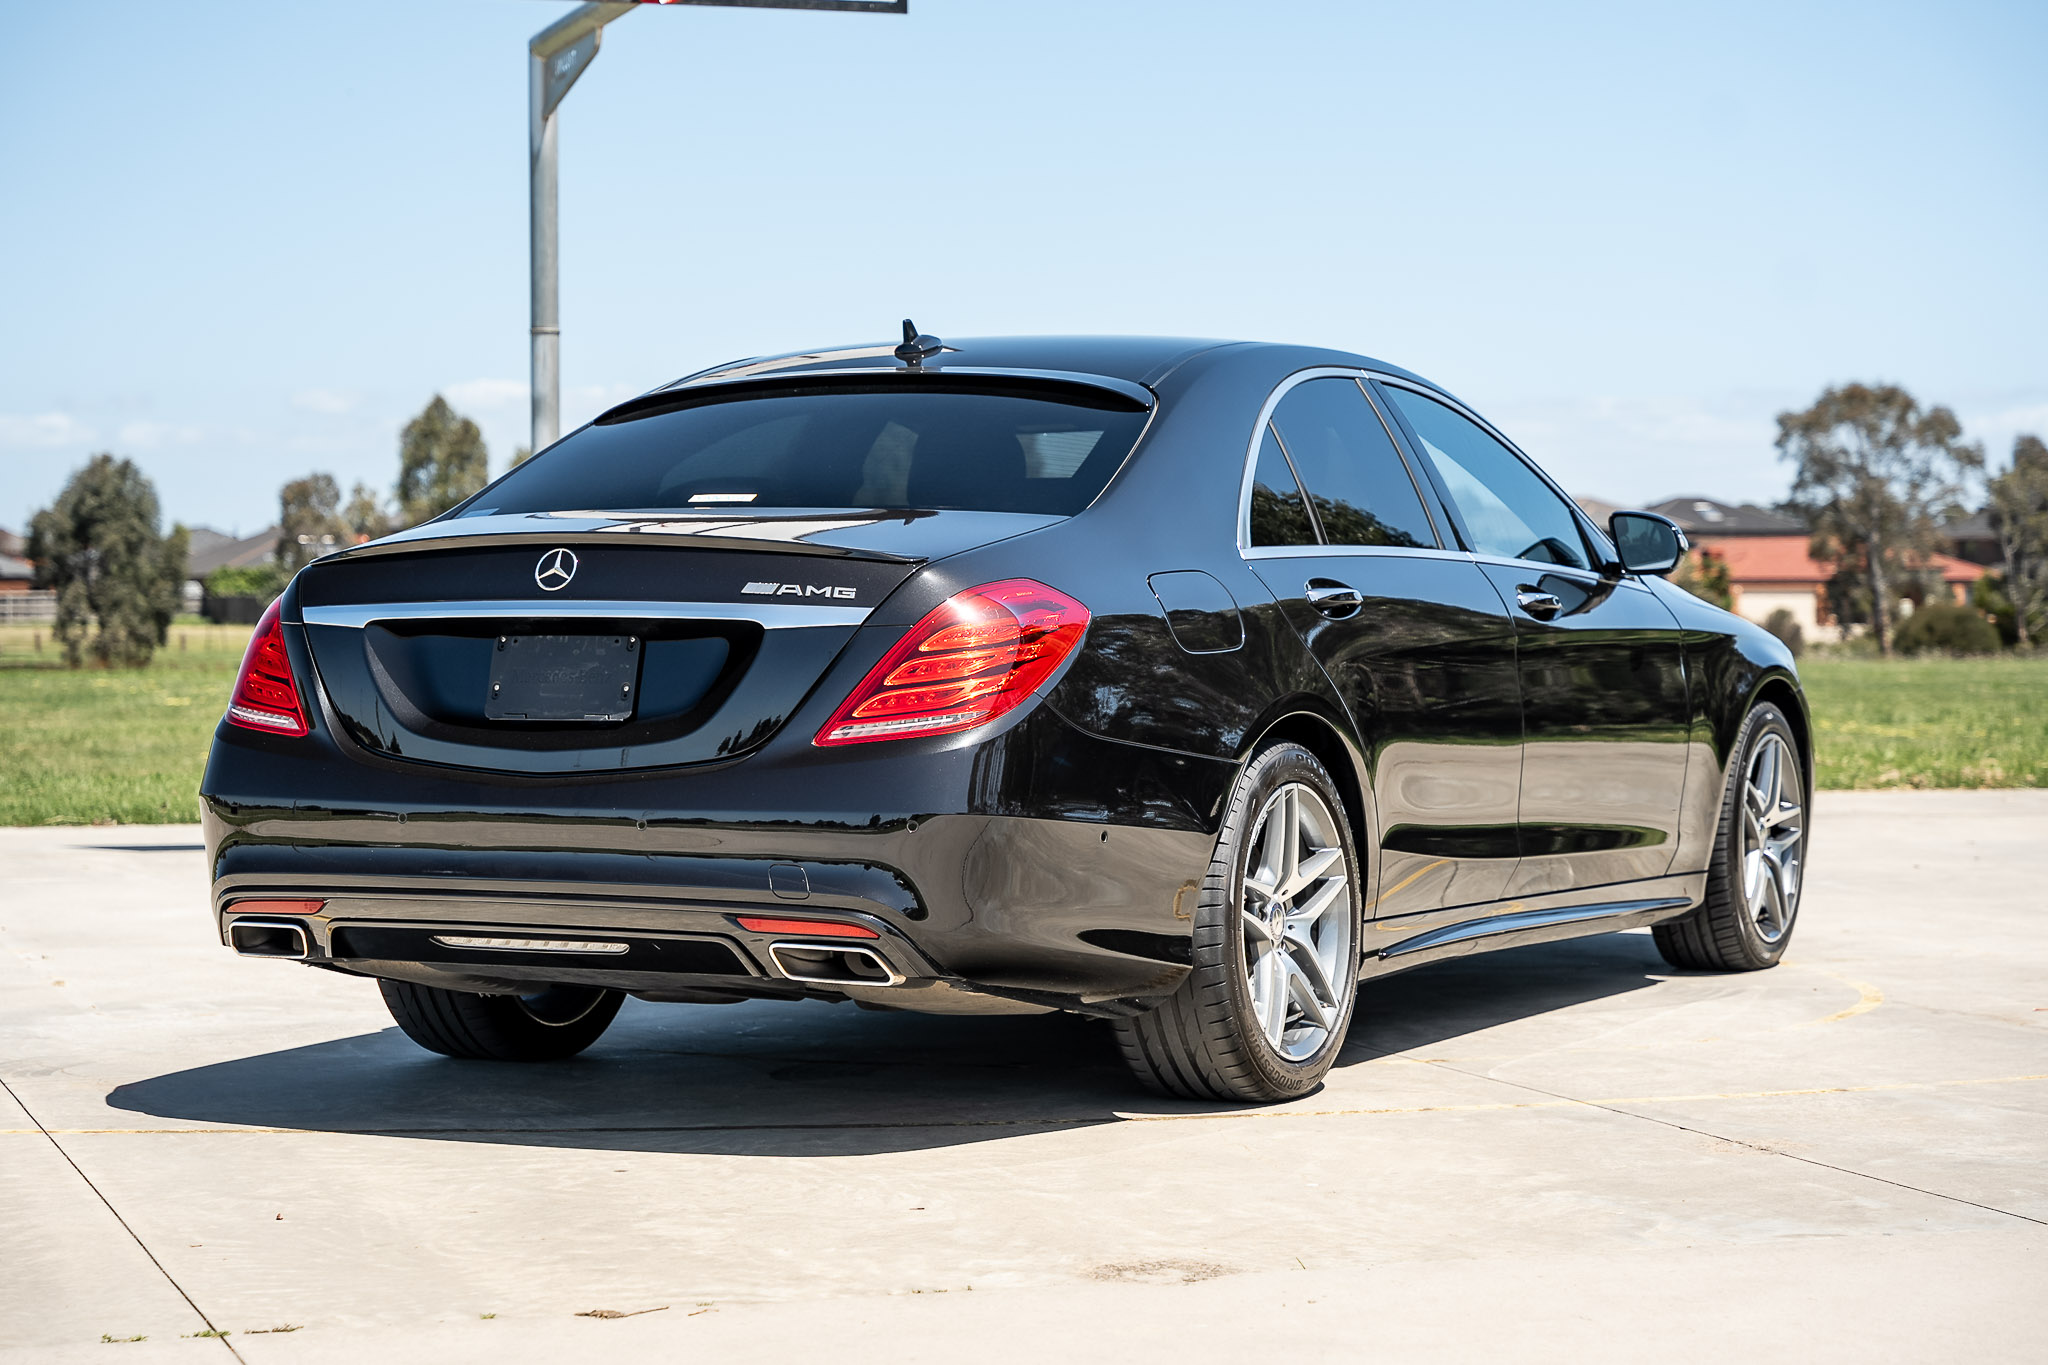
[1376,382,1692,897]
[1243,374,1525,918]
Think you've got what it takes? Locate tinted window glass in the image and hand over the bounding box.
[1383,388,1588,569]
[1269,378,1436,549]
[464,385,1151,518]
[1248,423,1319,546]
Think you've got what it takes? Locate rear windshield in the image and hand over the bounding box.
[460,383,1152,519]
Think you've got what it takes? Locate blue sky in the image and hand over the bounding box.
[4,0,2045,536]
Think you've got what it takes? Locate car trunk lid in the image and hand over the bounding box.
[289,510,1057,774]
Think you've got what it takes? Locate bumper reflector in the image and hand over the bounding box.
[735,916,879,939]
[429,935,630,954]
[231,899,326,916]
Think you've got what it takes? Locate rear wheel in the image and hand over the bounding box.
[1114,741,1363,1102]
[1654,702,1806,971]
[379,980,624,1061]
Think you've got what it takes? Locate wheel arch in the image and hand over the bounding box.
[1749,670,1813,802]
[1236,700,1376,883]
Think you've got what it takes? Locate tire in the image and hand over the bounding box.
[379,979,624,1061]
[1114,741,1363,1103]
[1654,702,1807,971]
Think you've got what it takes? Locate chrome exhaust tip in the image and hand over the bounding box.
[228,918,312,960]
[767,940,907,987]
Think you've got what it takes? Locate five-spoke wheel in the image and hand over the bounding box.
[1116,741,1363,1101]
[1240,782,1354,1062]
[1655,701,1807,971]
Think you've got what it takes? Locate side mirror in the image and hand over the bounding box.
[1608,511,1689,576]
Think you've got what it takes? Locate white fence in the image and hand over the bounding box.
[0,590,56,623]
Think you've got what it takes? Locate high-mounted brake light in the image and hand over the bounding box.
[815,578,1090,746]
[225,599,309,737]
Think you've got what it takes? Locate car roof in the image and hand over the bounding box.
[664,335,1438,394]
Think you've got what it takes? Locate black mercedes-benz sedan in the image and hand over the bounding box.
[201,329,1810,1102]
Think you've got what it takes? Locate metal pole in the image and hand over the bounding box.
[527,2,903,454]
[529,48,559,452]
[530,4,634,454]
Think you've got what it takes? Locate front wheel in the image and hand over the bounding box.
[1114,741,1363,1102]
[379,979,624,1061]
[1654,701,1807,971]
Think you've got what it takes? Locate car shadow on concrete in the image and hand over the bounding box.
[106,933,1675,1157]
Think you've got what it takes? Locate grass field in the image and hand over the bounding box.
[0,623,252,825]
[1,624,2043,824]
[1800,654,2048,790]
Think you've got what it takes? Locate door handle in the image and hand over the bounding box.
[1515,588,1562,620]
[1305,580,1364,618]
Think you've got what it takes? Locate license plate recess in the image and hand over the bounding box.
[486,634,641,722]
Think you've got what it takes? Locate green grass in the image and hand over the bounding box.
[0,623,251,825]
[1,624,2042,825]
[1800,654,2048,790]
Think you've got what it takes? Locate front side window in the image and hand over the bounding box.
[1268,378,1437,549]
[1382,387,1589,570]
[462,382,1151,519]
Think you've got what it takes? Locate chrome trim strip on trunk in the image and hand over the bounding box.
[299,600,873,630]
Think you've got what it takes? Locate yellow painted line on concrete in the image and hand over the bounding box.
[1807,975,1885,1026]
[4,1072,2042,1136]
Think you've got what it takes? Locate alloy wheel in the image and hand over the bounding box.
[1239,782,1354,1061]
[1741,732,1804,943]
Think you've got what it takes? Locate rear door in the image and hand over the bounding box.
[1242,373,1524,917]
[1376,381,1691,897]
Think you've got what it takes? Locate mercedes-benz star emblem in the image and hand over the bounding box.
[535,548,578,591]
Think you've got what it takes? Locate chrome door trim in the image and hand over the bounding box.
[298,600,873,630]
[1240,544,1476,565]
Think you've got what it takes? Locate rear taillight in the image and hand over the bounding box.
[815,578,1090,746]
[226,599,309,737]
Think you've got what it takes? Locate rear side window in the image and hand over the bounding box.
[1381,387,1589,569]
[1268,378,1437,549]
[1248,425,1319,546]
[464,384,1151,518]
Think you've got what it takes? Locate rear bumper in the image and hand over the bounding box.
[201,702,1232,1014]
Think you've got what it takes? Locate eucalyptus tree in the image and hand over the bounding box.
[28,454,188,668]
[1777,384,1983,655]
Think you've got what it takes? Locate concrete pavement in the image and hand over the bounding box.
[2,791,2043,1361]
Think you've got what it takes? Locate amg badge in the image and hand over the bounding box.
[742,581,858,599]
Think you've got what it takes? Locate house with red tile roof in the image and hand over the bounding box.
[1648,497,1985,634]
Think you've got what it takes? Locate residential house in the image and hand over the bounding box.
[0,527,31,594]
[184,526,279,613]
[1650,496,1983,634]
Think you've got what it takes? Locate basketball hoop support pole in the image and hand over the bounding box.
[530,3,634,453]
[528,2,906,454]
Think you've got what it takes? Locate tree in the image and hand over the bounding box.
[395,395,488,527]
[1671,546,1733,609]
[27,454,188,668]
[277,472,348,572]
[510,444,533,468]
[1777,383,1984,656]
[342,481,393,543]
[1987,433,2048,647]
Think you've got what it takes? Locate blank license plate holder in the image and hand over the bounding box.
[486,634,640,722]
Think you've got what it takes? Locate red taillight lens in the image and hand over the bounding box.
[815,578,1090,746]
[225,599,309,737]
